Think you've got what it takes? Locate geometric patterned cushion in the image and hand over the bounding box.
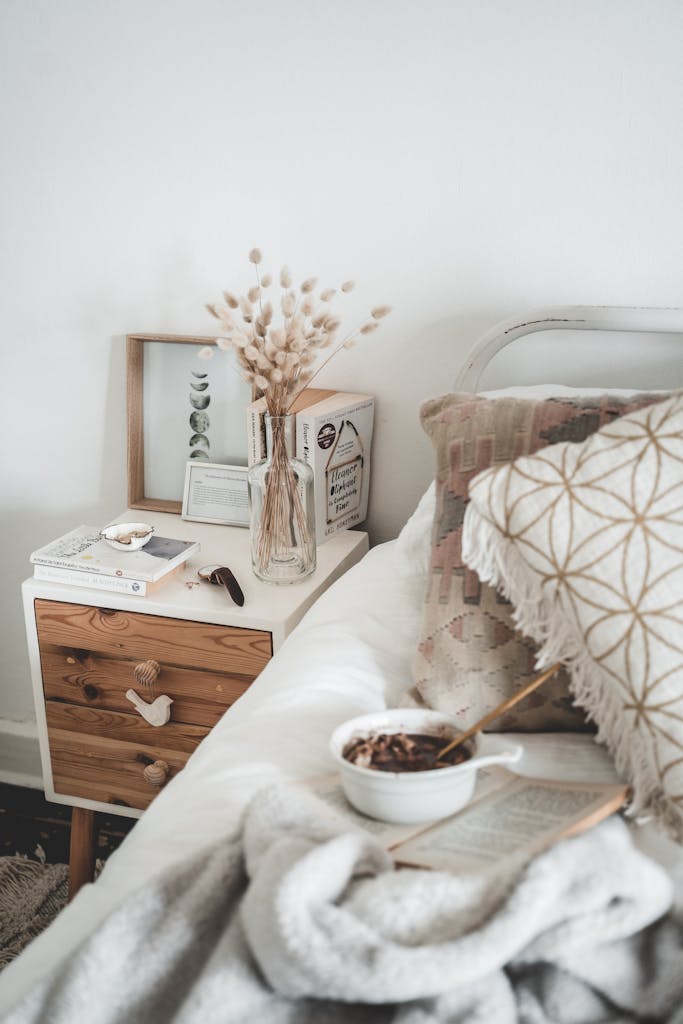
[463,393,683,839]
[414,391,669,731]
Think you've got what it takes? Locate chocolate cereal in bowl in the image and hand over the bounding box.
[330,709,522,824]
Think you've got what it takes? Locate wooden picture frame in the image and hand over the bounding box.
[127,334,250,514]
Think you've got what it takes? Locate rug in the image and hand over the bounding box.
[0,856,68,969]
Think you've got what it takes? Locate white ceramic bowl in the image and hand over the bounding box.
[330,709,522,824]
[100,522,155,551]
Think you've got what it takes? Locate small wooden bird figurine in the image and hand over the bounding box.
[125,688,173,727]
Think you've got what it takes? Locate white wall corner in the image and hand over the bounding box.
[0,718,43,789]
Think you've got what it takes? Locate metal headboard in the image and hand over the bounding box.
[455,305,683,394]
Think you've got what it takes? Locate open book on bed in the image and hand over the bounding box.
[302,735,628,875]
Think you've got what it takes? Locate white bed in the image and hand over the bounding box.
[2,306,683,1015]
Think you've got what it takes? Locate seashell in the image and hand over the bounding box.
[143,760,169,786]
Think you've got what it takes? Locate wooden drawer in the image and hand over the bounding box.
[34,598,274,812]
[47,721,191,810]
[40,648,253,727]
[34,600,272,677]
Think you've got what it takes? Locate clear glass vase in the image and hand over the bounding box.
[247,414,316,584]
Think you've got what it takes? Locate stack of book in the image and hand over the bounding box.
[247,388,374,544]
[30,526,200,597]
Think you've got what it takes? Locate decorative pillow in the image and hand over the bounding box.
[414,391,669,731]
[463,394,683,839]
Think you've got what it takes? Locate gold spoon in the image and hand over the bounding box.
[438,662,563,760]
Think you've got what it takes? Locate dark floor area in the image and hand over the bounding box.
[0,783,136,865]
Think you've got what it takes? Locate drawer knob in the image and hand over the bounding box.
[143,760,169,787]
[134,659,160,691]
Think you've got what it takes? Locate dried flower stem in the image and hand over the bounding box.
[252,416,310,574]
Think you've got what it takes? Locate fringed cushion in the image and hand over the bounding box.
[463,393,683,839]
[414,391,668,731]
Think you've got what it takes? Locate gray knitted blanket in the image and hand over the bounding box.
[4,785,683,1024]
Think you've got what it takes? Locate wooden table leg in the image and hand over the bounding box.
[69,807,96,900]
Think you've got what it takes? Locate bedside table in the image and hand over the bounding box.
[22,511,368,896]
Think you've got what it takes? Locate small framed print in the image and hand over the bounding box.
[181,462,250,527]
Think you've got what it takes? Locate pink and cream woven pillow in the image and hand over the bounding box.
[414,391,668,731]
[463,394,683,838]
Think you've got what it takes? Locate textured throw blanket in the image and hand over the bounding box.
[4,785,683,1024]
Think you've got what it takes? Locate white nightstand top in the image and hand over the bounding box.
[23,512,369,648]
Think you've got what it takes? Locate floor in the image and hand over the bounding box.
[0,783,136,867]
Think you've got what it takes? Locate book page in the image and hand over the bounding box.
[297,766,514,849]
[394,778,627,874]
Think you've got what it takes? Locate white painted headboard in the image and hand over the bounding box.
[455,306,683,394]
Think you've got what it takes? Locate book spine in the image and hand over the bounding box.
[30,554,121,577]
[33,564,149,595]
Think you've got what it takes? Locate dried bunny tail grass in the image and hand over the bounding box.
[198,346,215,359]
[320,288,336,302]
[301,297,315,317]
[254,374,269,389]
[261,301,273,325]
[371,305,392,319]
[261,273,272,287]
[247,285,261,303]
[343,338,357,349]
[300,277,317,294]
[360,321,379,334]
[249,248,262,265]
[206,303,222,319]
[280,265,292,288]
[223,291,240,309]
[281,292,297,317]
[341,280,355,293]
[215,337,232,350]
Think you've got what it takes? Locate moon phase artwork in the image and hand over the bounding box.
[190,410,210,433]
[189,368,211,459]
[190,393,211,411]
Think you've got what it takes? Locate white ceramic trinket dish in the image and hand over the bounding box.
[330,709,522,824]
[100,522,155,551]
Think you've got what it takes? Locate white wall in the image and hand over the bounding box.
[2,0,683,741]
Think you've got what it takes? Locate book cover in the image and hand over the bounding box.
[32,561,185,596]
[246,388,336,467]
[30,525,200,582]
[295,393,374,543]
